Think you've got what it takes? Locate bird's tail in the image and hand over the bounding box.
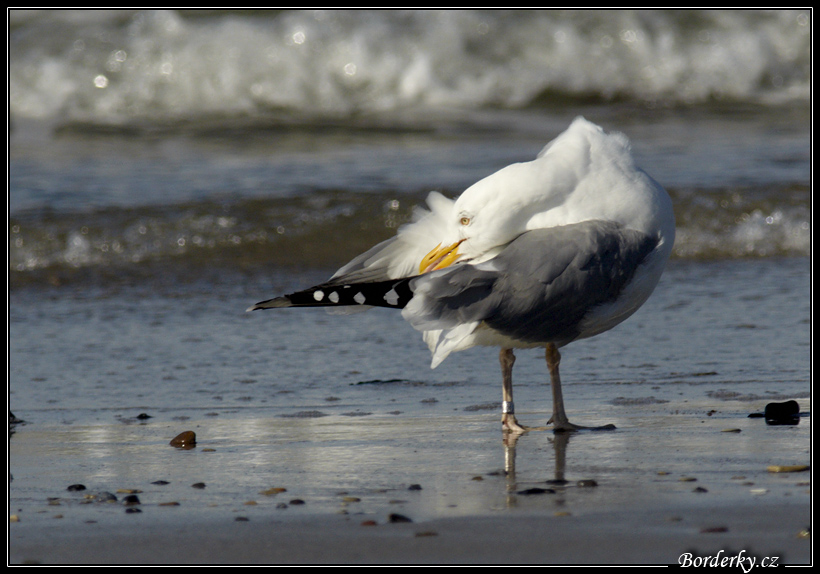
[247,278,414,312]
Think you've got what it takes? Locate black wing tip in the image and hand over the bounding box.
[247,278,416,312]
[245,296,293,312]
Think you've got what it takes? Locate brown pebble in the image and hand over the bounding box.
[361,520,378,526]
[169,431,196,448]
[244,500,258,506]
[767,465,810,473]
[721,428,742,433]
[116,488,142,494]
[341,496,361,503]
[201,448,216,452]
[9,515,20,522]
[259,487,287,496]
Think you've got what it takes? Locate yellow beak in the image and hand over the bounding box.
[419,239,465,274]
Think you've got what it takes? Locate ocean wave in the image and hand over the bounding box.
[8,184,811,288]
[9,10,811,128]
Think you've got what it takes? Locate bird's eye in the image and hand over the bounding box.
[460,217,471,226]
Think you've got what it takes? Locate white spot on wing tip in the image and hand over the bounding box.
[354,292,366,305]
[313,290,325,302]
[329,291,340,303]
[384,288,399,306]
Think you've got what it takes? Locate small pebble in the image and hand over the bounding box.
[169,431,197,448]
[159,502,180,506]
[9,515,19,522]
[415,530,438,537]
[152,480,170,485]
[700,526,729,533]
[767,465,810,473]
[122,494,141,506]
[517,487,555,495]
[124,507,142,514]
[576,479,598,487]
[136,413,152,420]
[289,499,305,505]
[797,528,810,539]
[116,488,141,494]
[361,520,378,526]
[66,484,87,492]
[546,479,568,485]
[91,492,118,503]
[389,513,413,523]
[191,482,206,489]
[554,511,572,517]
[408,484,422,491]
[235,516,249,522]
[721,428,742,433]
[764,400,800,425]
[259,488,287,496]
[679,477,697,482]
[693,486,708,493]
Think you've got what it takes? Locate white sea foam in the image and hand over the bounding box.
[9,10,811,125]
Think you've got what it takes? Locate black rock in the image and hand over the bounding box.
[764,400,800,425]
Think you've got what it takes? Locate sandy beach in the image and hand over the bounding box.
[9,394,811,565]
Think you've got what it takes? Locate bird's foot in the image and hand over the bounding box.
[501,413,529,434]
[547,416,616,433]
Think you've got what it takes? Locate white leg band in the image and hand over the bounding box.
[502,401,514,414]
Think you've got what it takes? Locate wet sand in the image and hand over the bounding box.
[9,258,811,565]
[8,397,811,565]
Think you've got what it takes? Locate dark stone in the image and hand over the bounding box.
[517,487,556,495]
[764,400,800,425]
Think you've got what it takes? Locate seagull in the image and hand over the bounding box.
[248,117,675,433]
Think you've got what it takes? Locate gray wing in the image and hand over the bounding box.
[404,220,659,346]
